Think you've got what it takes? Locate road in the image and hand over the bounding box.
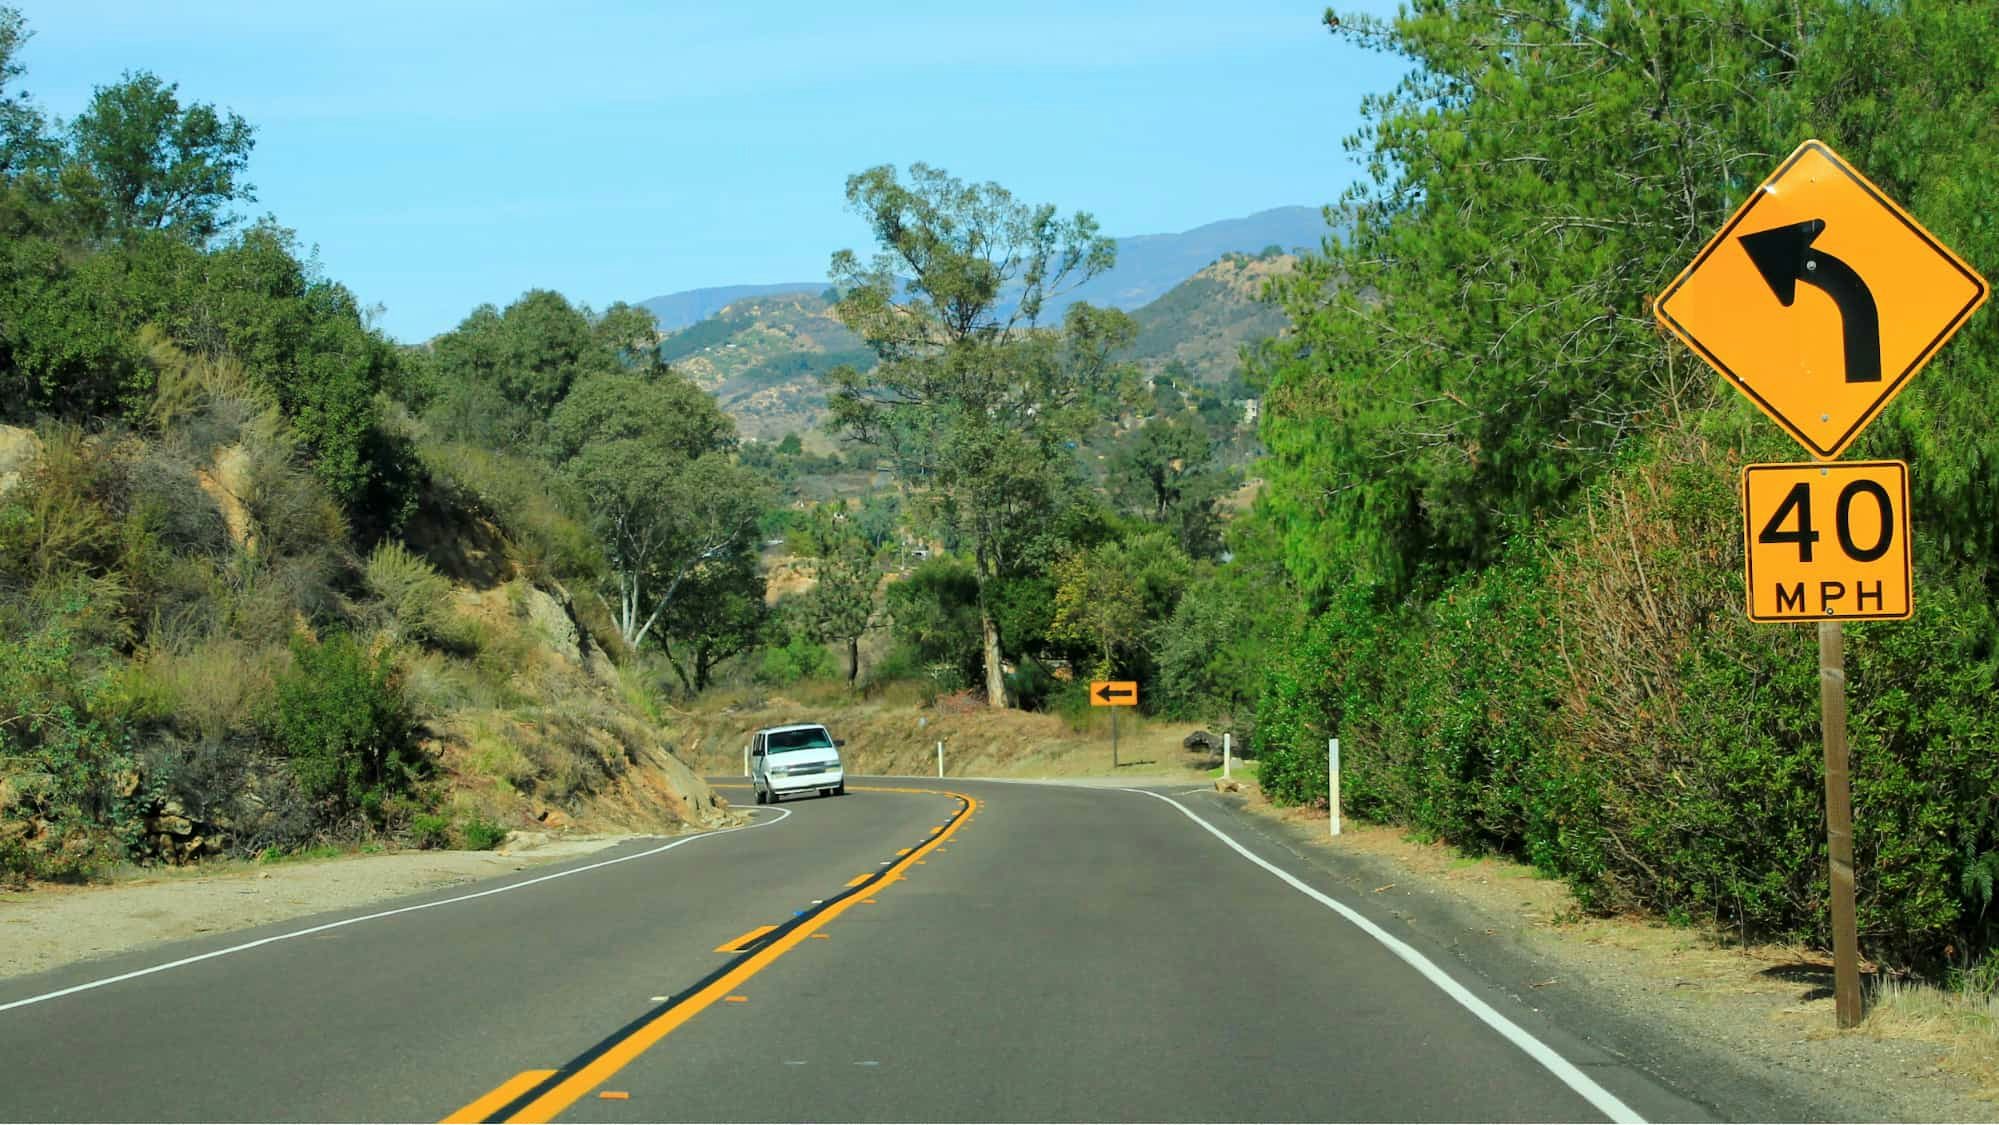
[0,778,1751,1122]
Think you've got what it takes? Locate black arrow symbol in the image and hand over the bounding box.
[1094,683,1134,702]
[1738,218,1881,383]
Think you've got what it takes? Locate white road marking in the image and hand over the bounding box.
[1123,789,1644,1125]
[0,808,794,1015]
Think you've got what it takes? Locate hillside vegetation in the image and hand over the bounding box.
[1127,250,1294,384]
[1228,1,1999,976]
[652,234,1295,449]
[658,290,868,443]
[0,19,731,882]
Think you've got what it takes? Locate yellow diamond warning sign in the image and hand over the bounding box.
[1657,141,1988,460]
[1743,461,1911,622]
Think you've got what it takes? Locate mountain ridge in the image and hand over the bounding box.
[638,205,1326,332]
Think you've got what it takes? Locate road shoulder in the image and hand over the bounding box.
[0,833,644,982]
[1188,781,1990,1123]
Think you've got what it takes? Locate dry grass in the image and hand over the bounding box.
[1866,979,1999,1096]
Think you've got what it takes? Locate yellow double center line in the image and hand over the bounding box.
[444,786,977,1124]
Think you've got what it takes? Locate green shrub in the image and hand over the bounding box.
[755,628,837,685]
[0,598,138,882]
[459,815,507,851]
[262,631,423,819]
[1254,437,1999,969]
[363,541,471,651]
[410,812,450,850]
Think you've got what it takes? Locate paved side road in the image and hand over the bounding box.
[0,777,1793,1122]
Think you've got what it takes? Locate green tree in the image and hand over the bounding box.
[62,70,254,242]
[1108,415,1232,560]
[494,289,602,414]
[657,538,767,693]
[884,556,984,690]
[552,372,768,650]
[804,540,882,683]
[0,9,54,182]
[1047,528,1193,683]
[1256,2,1829,602]
[591,300,667,376]
[824,162,1133,706]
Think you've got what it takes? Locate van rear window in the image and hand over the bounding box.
[767,728,834,751]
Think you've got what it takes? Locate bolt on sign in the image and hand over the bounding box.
[1655,140,1989,460]
[1743,461,1911,622]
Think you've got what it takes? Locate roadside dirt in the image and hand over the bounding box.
[671,684,1222,783]
[0,833,646,982]
[1225,777,1998,1123]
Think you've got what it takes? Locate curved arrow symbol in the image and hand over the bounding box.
[1738,218,1881,383]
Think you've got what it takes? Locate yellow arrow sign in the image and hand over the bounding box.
[1657,140,1988,459]
[1089,681,1137,707]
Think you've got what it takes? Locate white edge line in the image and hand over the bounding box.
[0,807,792,1015]
[1120,788,1644,1125]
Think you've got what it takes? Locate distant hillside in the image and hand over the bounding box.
[637,206,1328,331]
[662,291,868,443]
[1126,252,1295,383]
[1050,207,1321,316]
[640,282,825,332]
[651,209,1323,443]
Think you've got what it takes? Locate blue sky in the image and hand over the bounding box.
[15,1,1409,342]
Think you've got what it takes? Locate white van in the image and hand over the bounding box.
[750,723,846,803]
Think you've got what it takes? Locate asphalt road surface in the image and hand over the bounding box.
[0,778,1765,1122]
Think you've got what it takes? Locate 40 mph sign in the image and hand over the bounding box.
[1743,461,1911,622]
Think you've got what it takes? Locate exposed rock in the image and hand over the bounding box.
[155,815,194,837]
[520,585,582,664]
[0,424,41,497]
[1183,730,1219,751]
[114,770,142,799]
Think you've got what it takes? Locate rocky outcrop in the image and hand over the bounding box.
[521,585,582,663]
[0,425,41,496]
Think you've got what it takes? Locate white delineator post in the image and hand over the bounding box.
[937,740,944,779]
[1223,733,1232,779]
[743,744,750,777]
[1329,738,1342,837]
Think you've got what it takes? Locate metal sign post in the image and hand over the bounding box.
[1820,622,1862,1027]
